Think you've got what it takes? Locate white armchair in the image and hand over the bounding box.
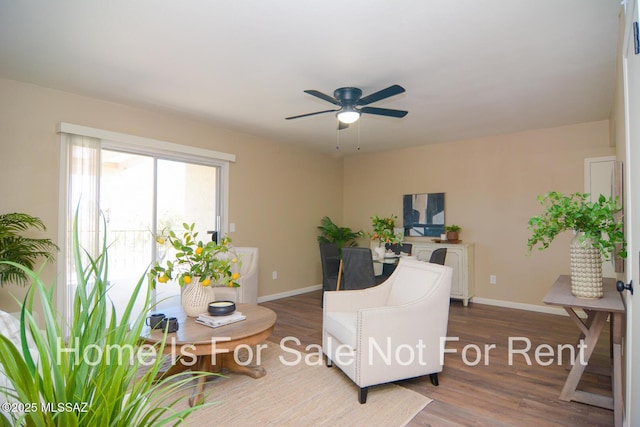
[323,258,452,403]
[214,247,259,304]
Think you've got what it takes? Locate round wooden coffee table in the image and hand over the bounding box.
[142,303,277,406]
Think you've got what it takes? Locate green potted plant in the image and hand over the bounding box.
[527,191,626,298]
[0,215,207,426]
[0,212,58,286]
[444,224,461,242]
[317,216,363,255]
[149,223,240,316]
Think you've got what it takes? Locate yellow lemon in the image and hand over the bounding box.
[183,275,192,284]
[158,275,169,283]
[231,258,238,263]
[201,278,211,287]
[232,272,240,280]
[195,247,203,255]
[156,237,165,244]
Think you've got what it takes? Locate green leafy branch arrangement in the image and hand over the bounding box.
[527,191,626,261]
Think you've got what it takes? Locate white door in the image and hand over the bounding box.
[622,1,640,424]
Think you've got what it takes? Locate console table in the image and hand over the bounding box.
[543,275,624,427]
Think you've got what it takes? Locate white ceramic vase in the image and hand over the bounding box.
[569,232,603,298]
[181,278,215,317]
[374,245,386,260]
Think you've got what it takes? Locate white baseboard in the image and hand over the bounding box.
[258,288,578,319]
[257,284,322,303]
[471,297,571,317]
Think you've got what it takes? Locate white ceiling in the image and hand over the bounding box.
[0,0,620,155]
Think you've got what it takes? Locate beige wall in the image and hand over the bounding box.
[0,78,343,312]
[0,77,617,312]
[343,121,615,307]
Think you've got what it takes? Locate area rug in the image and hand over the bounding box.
[172,341,431,426]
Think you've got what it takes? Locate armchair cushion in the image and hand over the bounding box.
[323,312,357,349]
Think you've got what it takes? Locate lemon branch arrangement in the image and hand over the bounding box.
[149,222,241,288]
[370,214,402,247]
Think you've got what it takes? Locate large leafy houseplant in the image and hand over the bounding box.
[316,216,363,253]
[527,191,626,260]
[0,214,211,426]
[0,213,58,286]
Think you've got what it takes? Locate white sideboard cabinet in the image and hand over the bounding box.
[406,240,475,306]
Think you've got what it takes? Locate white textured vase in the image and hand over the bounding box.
[181,278,215,317]
[569,232,603,298]
[374,245,386,260]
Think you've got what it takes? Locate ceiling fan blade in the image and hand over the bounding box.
[360,106,408,118]
[357,85,405,106]
[304,90,340,105]
[285,109,339,120]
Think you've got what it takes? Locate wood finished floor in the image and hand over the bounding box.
[261,291,614,427]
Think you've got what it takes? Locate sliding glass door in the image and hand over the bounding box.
[154,158,219,310]
[100,150,220,318]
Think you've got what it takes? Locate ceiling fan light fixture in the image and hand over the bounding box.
[337,108,360,124]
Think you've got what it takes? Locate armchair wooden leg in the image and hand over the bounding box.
[430,373,439,386]
[358,387,368,404]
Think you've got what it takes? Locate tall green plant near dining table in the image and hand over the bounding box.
[317,216,363,254]
[0,214,212,426]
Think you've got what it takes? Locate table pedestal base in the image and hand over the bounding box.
[155,352,266,406]
[188,353,266,406]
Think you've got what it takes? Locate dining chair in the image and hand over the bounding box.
[429,248,447,265]
[319,243,340,303]
[341,247,384,290]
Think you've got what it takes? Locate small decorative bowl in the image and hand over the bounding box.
[207,301,236,316]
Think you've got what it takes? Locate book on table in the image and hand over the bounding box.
[195,311,246,328]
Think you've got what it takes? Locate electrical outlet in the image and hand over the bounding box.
[490,275,497,285]
[272,271,278,280]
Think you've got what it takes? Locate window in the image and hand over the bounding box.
[57,123,234,324]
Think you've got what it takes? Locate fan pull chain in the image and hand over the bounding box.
[336,120,340,151]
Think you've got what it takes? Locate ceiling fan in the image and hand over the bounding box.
[285,84,408,129]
